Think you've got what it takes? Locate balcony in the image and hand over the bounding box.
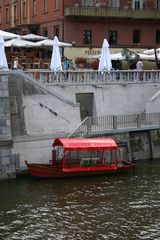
[64,6,160,20]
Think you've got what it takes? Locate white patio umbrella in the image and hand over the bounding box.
[21,33,47,41]
[0,34,8,70]
[50,36,62,71]
[143,48,160,55]
[98,39,112,72]
[5,38,37,48]
[0,30,20,40]
[138,53,157,60]
[87,52,125,60]
[34,39,55,47]
[111,52,125,61]
[35,38,72,47]
[88,51,135,61]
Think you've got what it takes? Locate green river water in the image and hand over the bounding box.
[0,160,160,240]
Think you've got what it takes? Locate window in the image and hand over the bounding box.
[33,0,36,16]
[156,0,160,9]
[44,0,48,14]
[43,28,48,37]
[14,3,17,22]
[55,0,59,10]
[135,1,140,9]
[83,30,92,44]
[108,0,119,7]
[133,30,140,44]
[23,1,27,19]
[156,31,160,43]
[54,25,59,37]
[5,6,9,23]
[82,0,94,6]
[132,0,144,10]
[0,8,1,25]
[109,31,117,45]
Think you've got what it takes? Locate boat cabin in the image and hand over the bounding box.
[52,138,125,172]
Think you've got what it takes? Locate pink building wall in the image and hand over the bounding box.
[0,0,159,49]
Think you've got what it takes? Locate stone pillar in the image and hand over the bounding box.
[0,74,16,180]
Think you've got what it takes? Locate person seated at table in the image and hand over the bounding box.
[12,57,23,70]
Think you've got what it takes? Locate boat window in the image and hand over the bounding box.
[103,150,116,164]
[65,151,77,162]
[54,146,64,160]
[118,147,129,162]
[63,149,117,169]
[64,151,79,168]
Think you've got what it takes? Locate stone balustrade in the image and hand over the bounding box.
[25,70,160,85]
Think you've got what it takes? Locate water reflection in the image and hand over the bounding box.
[0,161,160,239]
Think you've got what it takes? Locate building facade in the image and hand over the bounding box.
[0,0,160,60]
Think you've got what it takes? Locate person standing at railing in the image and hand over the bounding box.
[69,60,77,70]
[62,57,69,71]
[136,59,143,71]
[12,57,23,70]
[61,56,70,80]
[136,58,144,80]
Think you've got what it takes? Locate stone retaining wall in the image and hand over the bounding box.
[0,72,160,179]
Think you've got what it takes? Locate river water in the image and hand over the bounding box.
[0,160,160,240]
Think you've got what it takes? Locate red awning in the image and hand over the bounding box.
[52,138,117,151]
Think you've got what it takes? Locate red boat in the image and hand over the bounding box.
[25,137,135,178]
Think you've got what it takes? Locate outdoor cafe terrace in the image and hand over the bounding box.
[25,69,160,84]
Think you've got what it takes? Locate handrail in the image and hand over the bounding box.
[68,113,160,138]
[67,117,89,138]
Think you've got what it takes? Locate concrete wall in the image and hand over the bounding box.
[150,130,160,159]
[13,136,53,171]
[23,94,80,135]
[8,72,81,137]
[146,90,160,113]
[50,83,160,116]
[128,129,160,161]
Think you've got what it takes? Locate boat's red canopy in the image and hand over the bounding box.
[52,138,118,151]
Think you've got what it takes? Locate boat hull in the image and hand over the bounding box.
[25,161,135,179]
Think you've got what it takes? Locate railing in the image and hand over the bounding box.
[25,70,160,85]
[64,6,160,20]
[69,112,160,138]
